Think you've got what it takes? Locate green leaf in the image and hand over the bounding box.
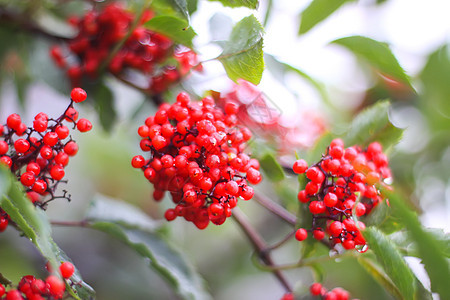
[420,45,450,130]
[146,16,196,48]
[299,0,352,34]
[344,100,403,149]
[187,0,199,15]
[332,36,412,87]
[208,0,259,9]
[388,192,450,300]
[86,196,211,300]
[218,15,264,85]
[264,54,329,104]
[259,151,285,182]
[0,168,94,299]
[390,228,450,258]
[363,200,402,234]
[94,82,117,132]
[0,165,11,197]
[358,256,403,300]
[364,227,416,300]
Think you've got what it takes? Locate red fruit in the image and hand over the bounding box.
[40,145,53,160]
[313,229,325,240]
[59,261,75,279]
[164,209,177,221]
[55,125,70,139]
[14,139,30,153]
[0,218,8,232]
[71,87,87,103]
[295,228,308,241]
[0,283,5,297]
[20,172,36,187]
[46,275,65,296]
[324,192,338,207]
[0,141,8,155]
[64,141,78,156]
[33,118,48,132]
[5,289,24,300]
[293,159,308,174]
[55,152,70,166]
[26,162,41,175]
[329,221,343,237]
[310,283,323,296]
[77,118,93,132]
[7,113,21,130]
[65,107,79,122]
[32,180,47,194]
[50,165,65,180]
[43,132,59,146]
[131,155,146,168]
[0,156,12,168]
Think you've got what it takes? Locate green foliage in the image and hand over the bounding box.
[208,0,259,9]
[85,196,211,300]
[218,15,264,85]
[344,100,403,149]
[363,227,416,300]
[0,167,95,300]
[146,15,196,48]
[332,36,412,88]
[94,82,117,132]
[259,151,285,182]
[389,192,450,300]
[299,0,354,34]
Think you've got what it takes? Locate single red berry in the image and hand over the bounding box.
[295,228,308,241]
[33,118,48,132]
[5,289,23,300]
[55,152,70,166]
[310,283,323,296]
[313,229,325,240]
[26,162,41,175]
[64,141,78,156]
[0,141,8,155]
[329,221,343,237]
[0,283,5,297]
[59,261,75,279]
[246,167,262,184]
[297,190,309,203]
[293,159,308,174]
[0,156,12,168]
[324,192,338,207]
[343,239,355,250]
[355,202,366,217]
[71,87,87,103]
[131,155,146,168]
[65,107,79,122]
[6,113,21,130]
[43,132,59,146]
[50,165,65,180]
[280,292,294,300]
[40,145,53,160]
[77,118,93,132]
[0,218,8,232]
[240,185,254,200]
[46,275,65,296]
[32,179,47,194]
[14,139,30,153]
[329,145,344,159]
[20,172,36,187]
[55,125,70,139]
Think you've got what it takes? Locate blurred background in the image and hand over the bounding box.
[0,0,449,299]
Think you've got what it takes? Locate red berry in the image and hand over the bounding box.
[46,275,65,296]
[7,113,21,130]
[50,165,65,180]
[355,202,366,217]
[313,229,325,240]
[14,139,30,153]
[0,283,5,297]
[329,221,343,236]
[20,172,36,187]
[132,155,146,168]
[59,261,75,279]
[33,118,48,132]
[0,141,8,155]
[65,107,79,122]
[71,87,87,103]
[310,283,323,296]
[0,218,8,232]
[324,192,338,207]
[55,125,70,139]
[32,180,47,194]
[64,141,78,156]
[293,159,308,174]
[77,118,93,132]
[43,132,59,146]
[295,228,308,241]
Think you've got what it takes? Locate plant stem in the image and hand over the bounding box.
[254,191,297,225]
[232,207,293,293]
[50,220,90,227]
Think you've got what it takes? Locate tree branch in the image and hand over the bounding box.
[232,207,293,293]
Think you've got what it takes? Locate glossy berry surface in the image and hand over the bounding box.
[133,92,261,229]
[293,139,392,252]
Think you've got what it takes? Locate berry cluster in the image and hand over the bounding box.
[0,88,91,232]
[132,92,261,229]
[309,282,357,300]
[50,3,199,93]
[293,139,392,251]
[0,262,75,300]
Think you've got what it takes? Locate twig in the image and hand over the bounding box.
[232,207,293,293]
[254,191,297,225]
[50,220,90,227]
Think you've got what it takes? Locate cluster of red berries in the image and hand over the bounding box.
[0,262,75,300]
[132,92,261,229]
[50,3,199,93]
[0,88,91,232]
[293,139,392,251]
[309,282,357,300]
